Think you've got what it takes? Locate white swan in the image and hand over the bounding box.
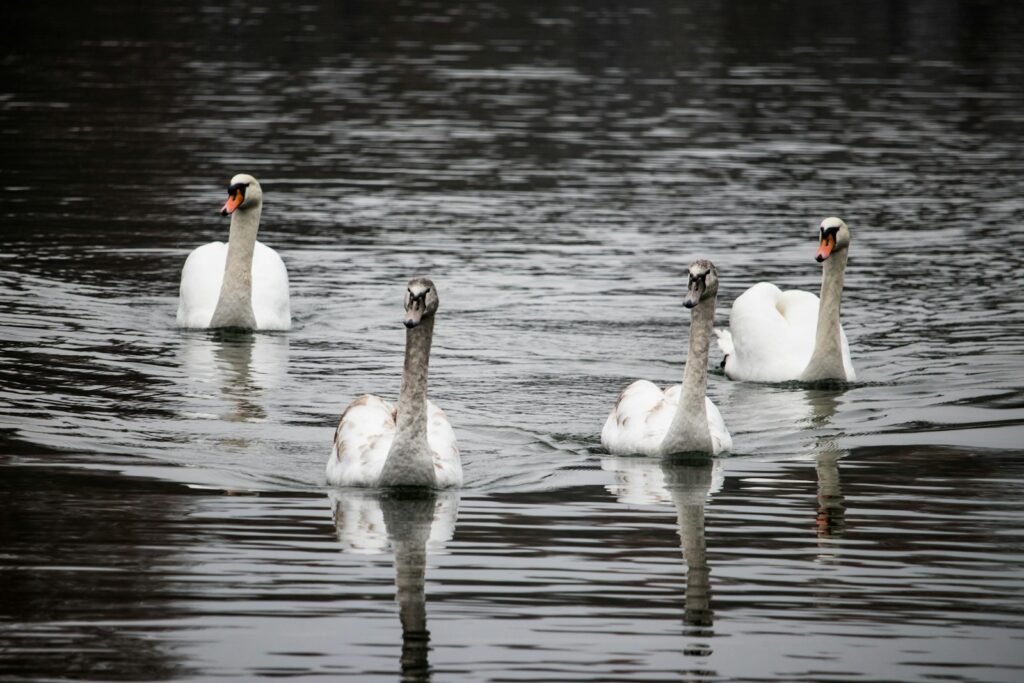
[327,278,462,488]
[602,260,732,456]
[715,217,855,382]
[176,174,291,330]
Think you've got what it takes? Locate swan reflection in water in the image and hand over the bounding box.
[803,388,847,545]
[178,330,289,432]
[718,381,849,545]
[602,455,721,638]
[330,489,459,682]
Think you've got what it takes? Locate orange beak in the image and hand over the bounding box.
[220,190,243,216]
[815,235,835,262]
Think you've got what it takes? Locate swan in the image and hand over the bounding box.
[602,260,732,456]
[327,278,462,488]
[176,174,291,330]
[715,217,855,382]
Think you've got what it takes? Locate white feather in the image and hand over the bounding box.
[716,282,854,382]
[176,240,291,331]
[326,394,462,488]
[601,380,732,456]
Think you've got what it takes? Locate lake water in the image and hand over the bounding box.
[2,1,1024,681]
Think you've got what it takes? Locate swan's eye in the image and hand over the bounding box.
[408,289,429,307]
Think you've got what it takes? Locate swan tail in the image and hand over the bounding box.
[714,328,733,369]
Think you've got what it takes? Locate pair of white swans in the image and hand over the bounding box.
[601,217,856,457]
[176,174,460,489]
[176,175,853,488]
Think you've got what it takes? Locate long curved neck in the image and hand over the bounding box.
[802,249,848,381]
[210,207,261,329]
[661,296,715,455]
[380,317,437,487]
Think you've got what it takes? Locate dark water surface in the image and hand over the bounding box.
[3,1,1024,681]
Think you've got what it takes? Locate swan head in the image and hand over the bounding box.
[683,260,719,309]
[815,217,850,262]
[404,277,439,328]
[220,173,263,216]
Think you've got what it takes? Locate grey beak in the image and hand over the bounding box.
[683,283,703,308]
[404,306,423,328]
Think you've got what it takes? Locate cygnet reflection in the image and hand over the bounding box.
[602,456,721,634]
[330,489,459,682]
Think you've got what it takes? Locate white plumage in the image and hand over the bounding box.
[176,173,291,331]
[600,260,732,457]
[715,283,854,382]
[326,277,462,489]
[176,240,291,330]
[716,217,856,383]
[327,394,461,488]
[601,381,732,456]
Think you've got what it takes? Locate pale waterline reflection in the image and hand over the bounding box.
[330,489,460,682]
[178,331,291,425]
[601,381,851,643]
[602,455,718,654]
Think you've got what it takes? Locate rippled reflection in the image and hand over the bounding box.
[815,448,846,543]
[178,331,288,432]
[603,456,720,642]
[330,489,459,682]
[801,389,848,546]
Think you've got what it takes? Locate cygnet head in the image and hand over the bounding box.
[404,277,439,328]
[683,260,719,309]
[815,217,850,262]
[220,173,263,216]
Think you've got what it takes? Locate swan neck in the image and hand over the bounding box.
[396,316,433,430]
[680,296,714,408]
[804,249,848,380]
[661,295,715,454]
[380,317,437,487]
[210,208,261,329]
